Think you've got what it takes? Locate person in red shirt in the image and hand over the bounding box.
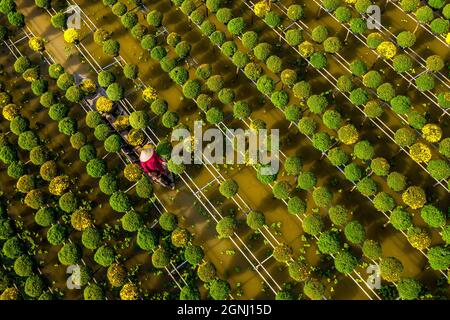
[139,145,166,177]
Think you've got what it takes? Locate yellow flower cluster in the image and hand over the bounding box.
[0,288,20,300]
[142,86,158,103]
[409,142,431,163]
[127,129,145,146]
[402,186,426,209]
[71,209,93,231]
[281,69,296,86]
[120,283,139,300]
[298,41,315,58]
[64,28,80,44]
[80,79,97,94]
[28,37,45,52]
[171,228,190,247]
[107,263,127,287]
[49,175,70,196]
[124,163,143,182]
[408,229,431,250]
[422,123,442,143]
[344,0,357,4]
[254,1,270,18]
[2,104,20,121]
[23,68,39,82]
[338,124,359,145]
[376,41,397,59]
[446,33,450,45]
[113,115,130,131]
[96,96,114,113]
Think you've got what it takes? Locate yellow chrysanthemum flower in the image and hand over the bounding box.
[338,124,359,145]
[402,186,426,209]
[120,283,139,300]
[64,28,80,44]
[376,41,397,59]
[254,1,270,18]
[446,33,450,45]
[113,115,130,131]
[96,96,114,113]
[49,175,70,196]
[298,41,315,58]
[107,263,127,287]
[0,287,20,300]
[28,37,45,52]
[2,104,21,121]
[23,67,40,82]
[127,129,145,146]
[422,123,442,143]
[80,79,97,94]
[409,142,431,163]
[142,86,158,103]
[124,163,142,182]
[71,209,93,231]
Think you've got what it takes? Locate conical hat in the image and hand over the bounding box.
[140,148,154,162]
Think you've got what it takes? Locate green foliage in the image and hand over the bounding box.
[219,180,238,198]
[94,245,115,267]
[302,214,324,236]
[390,207,413,231]
[58,243,81,266]
[35,208,56,227]
[312,132,332,152]
[25,275,44,298]
[152,247,171,269]
[380,257,404,282]
[109,191,132,213]
[197,261,217,282]
[397,278,421,300]
[147,10,163,27]
[227,17,245,35]
[136,228,158,251]
[84,284,104,300]
[373,192,396,212]
[297,171,317,190]
[121,211,143,232]
[427,160,450,181]
[253,42,272,62]
[209,279,230,300]
[287,197,306,215]
[353,140,375,160]
[103,39,120,57]
[362,240,382,260]
[303,278,325,300]
[216,216,237,239]
[344,163,363,182]
[328,205,351,226]
[14,255,34,277]
[317,231,340,254]
[86,158,107,178]
[184,245,204,265]
[82,227,102,250]
[334,251,358,274]
[387,172,407,192]
[47,224,68,245]
[420,204,446,228]
[356,177,378,197]
[344,221,366,244]
[159,212,178,232]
